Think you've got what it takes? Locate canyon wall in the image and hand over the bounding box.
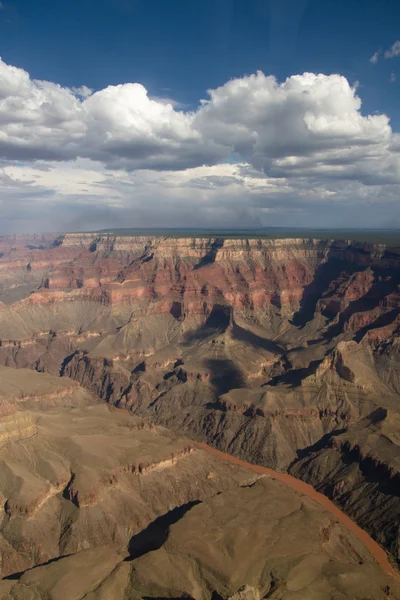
[0,232,399,566]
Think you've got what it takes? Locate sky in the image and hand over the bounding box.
[0,0,400,233]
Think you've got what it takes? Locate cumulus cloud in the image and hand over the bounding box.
[194,71,395,185]
[390,72,396,83]
[384,40,400,59]
[0,58,399,232]
[0,59,398,183]
[0,58,227,169]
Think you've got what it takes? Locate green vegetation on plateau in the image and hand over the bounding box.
[92,227,400,246]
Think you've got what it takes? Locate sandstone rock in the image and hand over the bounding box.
[3,480,400,599]
[0,233,400,586]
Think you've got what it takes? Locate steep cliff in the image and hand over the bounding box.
[3,478,400,600]
[0,365,253,579]
[290,405,400,562]
[0,232,399,569]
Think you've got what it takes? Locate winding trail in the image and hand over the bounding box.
[195,441,400,584]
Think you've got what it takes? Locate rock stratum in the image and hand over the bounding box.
[0,231,399,598]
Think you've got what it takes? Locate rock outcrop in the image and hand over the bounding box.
[290,406,400,563]
[2,479,399,599]
[0,366,252,579]
[0,232,399,577]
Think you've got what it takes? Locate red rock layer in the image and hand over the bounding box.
[5,236,397,322]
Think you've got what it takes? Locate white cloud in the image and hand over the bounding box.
[370,41,400,63]
[194,71,395,185]
[0,58,227,169]
[0,58,399,231]
[0,59,397,184]
[384,40,400,59]
[1,157,399,233]
[370,50,381,64]
[390,72,396,83]
[0,2,4,9]
[72,85,93,98]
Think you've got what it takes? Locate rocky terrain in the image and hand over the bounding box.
[2,477,399,600]
[0,365,255,581]
[0,231,399,597]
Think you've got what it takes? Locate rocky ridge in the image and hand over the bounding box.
[0,366,254,580]
[0,231,399,592]
[3,478,400,600]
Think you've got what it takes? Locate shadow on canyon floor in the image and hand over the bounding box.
[204,358,246,397]
[183,304,232,344]
[295,429,347,460]
[193,238,224,270]
[126,501,201,561]
[231,322,285,354]
[292,246,371,328]
[322,266,400,340]
[3,553,74,581]
[354,308,400,342]
[264,358,323,388]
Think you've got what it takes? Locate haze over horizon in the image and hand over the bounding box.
[1,0,400,233]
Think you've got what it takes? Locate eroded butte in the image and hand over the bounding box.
[0,232,400,599]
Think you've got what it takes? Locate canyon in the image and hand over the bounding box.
[0,231,399,599]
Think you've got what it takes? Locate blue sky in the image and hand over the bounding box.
[0,0,399,232]
[2,0,399,118]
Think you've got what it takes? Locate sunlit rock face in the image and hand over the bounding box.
[0,232,399,573]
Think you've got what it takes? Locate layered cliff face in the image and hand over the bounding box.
[3,478,400,600]
[0,232,400,574]
[0,366,253,579]
[290,404,400,562]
